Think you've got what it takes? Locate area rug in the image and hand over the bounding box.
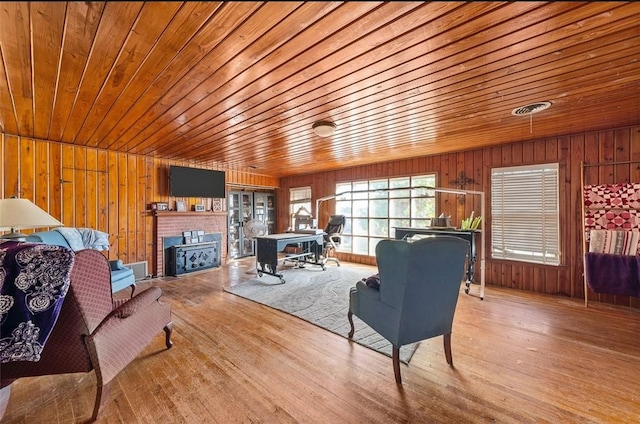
[223,264,420,363]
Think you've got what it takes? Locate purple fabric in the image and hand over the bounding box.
[584,252,640,297]
[0,241,75,363]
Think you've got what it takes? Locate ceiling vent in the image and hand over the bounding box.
[511,101,551,116]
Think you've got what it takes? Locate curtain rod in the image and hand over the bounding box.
[582,159,640,168]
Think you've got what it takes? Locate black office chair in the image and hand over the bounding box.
[322,215,345,266]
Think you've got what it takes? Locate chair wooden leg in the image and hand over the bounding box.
[347,311,355,338]
[443,333,453,366]
[91,380,111,422]
[392,346,402,384]
[164,322,174,349]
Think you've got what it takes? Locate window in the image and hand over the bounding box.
[335,175,436,256]
[289,186,312,227]
[491,163,560,265]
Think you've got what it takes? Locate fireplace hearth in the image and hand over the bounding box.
[163,233,222,276]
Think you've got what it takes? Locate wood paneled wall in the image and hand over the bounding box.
[0,133,278,267]
[277,125,640,310]
[4,128,640,309]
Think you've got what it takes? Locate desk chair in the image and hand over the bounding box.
[322,214,345,266]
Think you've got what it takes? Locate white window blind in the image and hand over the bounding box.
[289,186,311,215]
[491,163,560,265]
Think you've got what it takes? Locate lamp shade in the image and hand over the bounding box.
[312,120,336,137]
[0,198,63,238]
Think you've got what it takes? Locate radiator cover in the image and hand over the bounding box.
[124,261,148,281]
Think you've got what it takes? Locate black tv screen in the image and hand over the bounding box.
[169,165,226,198]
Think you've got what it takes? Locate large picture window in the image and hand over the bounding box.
[335,175,436,256]
[491,163,560,265]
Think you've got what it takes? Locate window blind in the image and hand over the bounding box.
[290,186,311,202]
[289,187,312,215]
[491,163,560,265]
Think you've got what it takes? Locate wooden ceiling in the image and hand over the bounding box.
[1,2,639,178]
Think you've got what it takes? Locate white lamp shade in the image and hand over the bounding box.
[0,198,63,232]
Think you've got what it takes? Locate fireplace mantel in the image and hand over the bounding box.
[154,211,227,217]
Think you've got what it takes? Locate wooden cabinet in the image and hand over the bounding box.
[227,191,276,259]
[254,192,276,235]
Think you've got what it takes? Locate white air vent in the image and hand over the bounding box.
[124,261,148,281]
[511,101,551,116]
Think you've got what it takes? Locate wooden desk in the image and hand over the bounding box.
[393,227,482,298]
[255,233,325,283]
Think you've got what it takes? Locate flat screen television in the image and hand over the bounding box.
[169,165,226,198]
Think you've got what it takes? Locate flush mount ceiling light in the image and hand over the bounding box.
[312,120,336,137]
[511,101,551,116]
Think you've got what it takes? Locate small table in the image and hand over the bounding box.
[255,233,325,283]
[394,227,481,298]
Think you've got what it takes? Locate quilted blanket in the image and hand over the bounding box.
[588,229,640,256]
[0,241,74,363]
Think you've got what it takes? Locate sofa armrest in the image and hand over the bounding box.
[109,259,127,271]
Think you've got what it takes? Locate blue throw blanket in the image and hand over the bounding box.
[55,227,110,251]
[0,241,74,363]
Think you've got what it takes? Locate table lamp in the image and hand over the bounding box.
[0,197,63,240]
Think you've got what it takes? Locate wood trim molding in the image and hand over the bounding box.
[153,211,227,217]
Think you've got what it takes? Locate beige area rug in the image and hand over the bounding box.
[223,264,419,364]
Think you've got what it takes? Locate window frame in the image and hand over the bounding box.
[490,163,561,266]
[334,174,437,256]
[289,186,312,228]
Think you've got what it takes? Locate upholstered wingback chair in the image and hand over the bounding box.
[348,236,469,384]
[0,249,173,421]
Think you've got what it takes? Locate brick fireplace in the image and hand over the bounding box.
[154,211,228,276]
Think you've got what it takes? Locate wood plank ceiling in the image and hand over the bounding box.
[1,2,639,178]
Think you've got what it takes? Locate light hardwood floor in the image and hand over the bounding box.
[2,258,640,424]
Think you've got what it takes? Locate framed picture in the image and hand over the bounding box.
[212,198,224,212]
[176,200,186,212]
[154,202,169,211]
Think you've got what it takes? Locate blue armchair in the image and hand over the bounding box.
[348,236,469,384]
[25,229,136,296]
